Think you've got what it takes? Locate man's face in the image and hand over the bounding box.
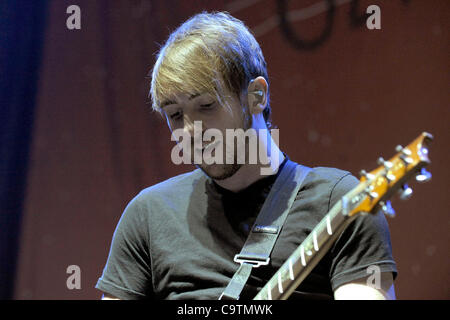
[162,89,250,180]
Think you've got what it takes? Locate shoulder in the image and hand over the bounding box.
[117,169,207,227]
[298,166,360,212]
[305,166,359,192]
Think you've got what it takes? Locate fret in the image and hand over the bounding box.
[254,198,357,300]
[288,259,294,280]
[300,245,306,266]
[277,272,283,293]
[313,231,319,251]
[326,215,332,235]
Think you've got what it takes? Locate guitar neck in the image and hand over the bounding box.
[253,198,358,300]
[252,132,433,300]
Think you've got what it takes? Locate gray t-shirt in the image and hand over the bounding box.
[95,162,397,300]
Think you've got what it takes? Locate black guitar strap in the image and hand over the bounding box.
[219,159,312,300]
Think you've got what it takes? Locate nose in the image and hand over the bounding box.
[183,114,195,137]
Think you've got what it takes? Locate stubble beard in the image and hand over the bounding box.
[195,135,246,180]
[197,107,252,181]
[197,162,242,180]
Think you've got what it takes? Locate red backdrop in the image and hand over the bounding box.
[14,0,449,299]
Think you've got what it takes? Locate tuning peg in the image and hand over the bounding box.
[377,157,393,169]
[380,200,395,218]
[364,186,379,200]
[398,184,413,200]
[377,157,395,182]
[359,170,375,180]
[395,145,412,156]
[396,145,414,165]
[400,155,414,165]
[368,191,379,200]
[416,168,432,183]
[385,172,396,183]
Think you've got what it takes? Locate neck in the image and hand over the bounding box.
[214,132,285,192]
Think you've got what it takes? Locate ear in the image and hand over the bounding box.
[247,76,268,115]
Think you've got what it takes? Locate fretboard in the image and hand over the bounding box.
[253,198,358,300]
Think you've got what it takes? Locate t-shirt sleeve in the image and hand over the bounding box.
[95,195,153,299]
[327,173,398,291]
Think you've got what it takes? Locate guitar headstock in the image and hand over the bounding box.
[345,132,433,218]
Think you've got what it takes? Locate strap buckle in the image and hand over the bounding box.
[233,254,270,268]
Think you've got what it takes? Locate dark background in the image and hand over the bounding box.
[1,0,448,300]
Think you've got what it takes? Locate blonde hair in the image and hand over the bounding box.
[149,11,272,128]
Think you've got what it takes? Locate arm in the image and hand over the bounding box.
[101,293,121,300]
[328,173,398,299]
[95,196,153,300]
[334,272,396,300]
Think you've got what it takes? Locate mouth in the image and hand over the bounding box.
[194,140,221,154]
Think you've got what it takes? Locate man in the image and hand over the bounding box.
[96,11,397,300]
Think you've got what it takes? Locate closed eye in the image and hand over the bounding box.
[169,111,183,120]
[201,102,215,109]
